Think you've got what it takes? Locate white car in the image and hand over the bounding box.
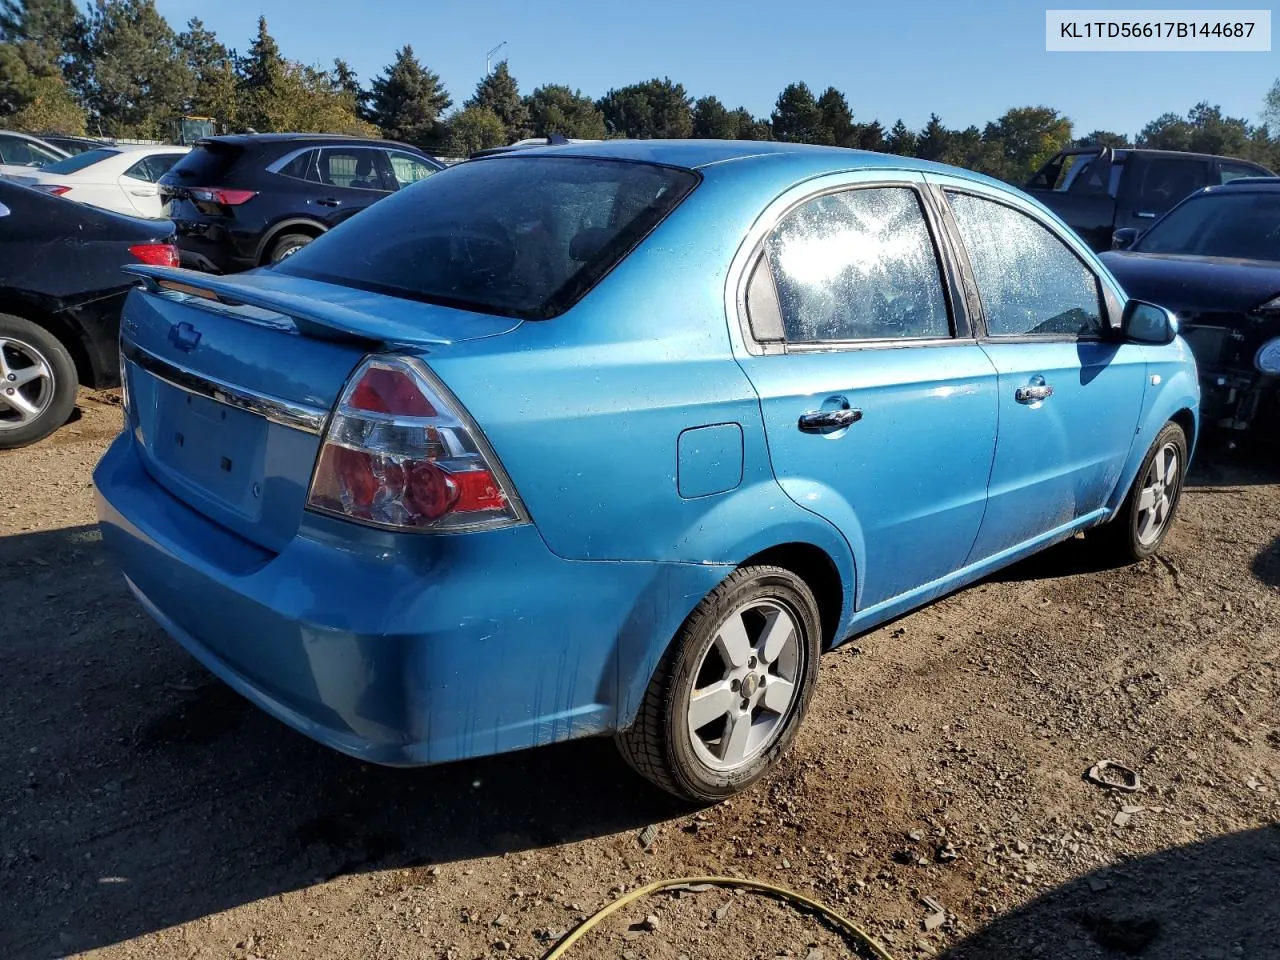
[0,130,68,177]
[8,143,190,219]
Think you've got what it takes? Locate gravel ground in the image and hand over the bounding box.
[1,391,1278,960]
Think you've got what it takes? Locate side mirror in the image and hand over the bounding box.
[1111,227,1139,250]
[1122,299,1178,345]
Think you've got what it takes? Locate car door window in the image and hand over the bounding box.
[1219,161,1265,183]
[761,186,951,343]
[0,135,61,167]
[123,158,156,182]
[1137,158,1208,213]
[145,154,184,180]
[315,148,390,191]
[947,191,1103,338]
[385,151,437,189]
[279,149,316,181]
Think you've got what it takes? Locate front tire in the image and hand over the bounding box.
[1092,421,1188,562]
[0,313,77,450]
[616,565,822,803]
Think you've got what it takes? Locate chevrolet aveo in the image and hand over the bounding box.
[95,141,1199,802]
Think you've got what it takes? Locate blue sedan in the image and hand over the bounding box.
[94,141,1199,801]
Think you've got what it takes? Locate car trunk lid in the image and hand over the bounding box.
[120,266,521,552]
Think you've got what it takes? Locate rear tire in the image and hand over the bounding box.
[268,233,313,263]
[616,565,822,803]
[1091,421,1188,562]
[0,313,78,450]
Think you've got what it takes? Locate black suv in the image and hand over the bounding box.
[159,134,443,272]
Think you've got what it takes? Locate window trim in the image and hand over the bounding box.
[737,180,970,354]
[939,186,1117,343]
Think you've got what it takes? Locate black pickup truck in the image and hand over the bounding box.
[1023,147,1273,251]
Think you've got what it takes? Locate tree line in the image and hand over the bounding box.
[4,0,1280,182]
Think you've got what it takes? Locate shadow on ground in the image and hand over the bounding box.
[0,526,686,959]
[942,825,1280,959]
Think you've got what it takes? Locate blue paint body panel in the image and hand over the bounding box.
[93,141,1200,768]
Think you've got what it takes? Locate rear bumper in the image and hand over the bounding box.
[93,432,725,766]
[172,220,258,273]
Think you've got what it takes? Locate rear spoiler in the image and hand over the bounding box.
[124,264,453,346]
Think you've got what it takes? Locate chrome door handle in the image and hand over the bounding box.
[1135,211,1157,219]
[316,198,341,207]
[798,408,863,432]
[1015,384,1054,404]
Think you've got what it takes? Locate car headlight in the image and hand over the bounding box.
[1256,337,1280,375]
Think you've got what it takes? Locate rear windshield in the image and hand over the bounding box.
[275,156,699,319]
[162,141,243,183]
[41,148,119,174]
[1134,192,1280,261]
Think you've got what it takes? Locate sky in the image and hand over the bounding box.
[154,0,1277,137]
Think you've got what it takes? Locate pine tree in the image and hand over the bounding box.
[178,17,235,125]
[525,84,605,139]
[367,45,451,147]
[816,86,855,147]
[771,82,825,144]
[597,78,693,139]
[885,119,918,156]
[917,113,951,161]
[692,95,738,139]
[465,60,528,142]
[82,0,191,137]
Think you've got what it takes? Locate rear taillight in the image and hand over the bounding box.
[128,243,180,267]
[306,356,526,532]
[189,187,256,205]
[38,185,71,197]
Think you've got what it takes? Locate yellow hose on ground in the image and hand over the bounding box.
[541,875,895,960]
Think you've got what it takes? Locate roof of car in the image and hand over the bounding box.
[202,133,425,152]
[470,138,1010,184]
[1208,176,1280,190]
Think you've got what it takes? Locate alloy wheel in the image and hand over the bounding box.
[0,337,55,431]
[1136,441,1180,547]
[686,599,803,771]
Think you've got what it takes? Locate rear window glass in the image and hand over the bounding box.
[1134,192,1280,261]
[40,148,119,174]
[162,142,243,183]
[275,157,699,319]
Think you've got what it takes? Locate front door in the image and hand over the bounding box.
[935,182,1149,561]
[735,176,999,610]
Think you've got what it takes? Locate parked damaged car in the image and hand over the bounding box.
[1103,178,1280,437]
[96,142,1198,802]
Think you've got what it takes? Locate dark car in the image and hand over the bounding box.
[1024,147,1273,251]
[158,134,444,272]
[35,133,109,156]
[0,179,177,448]
[1101,179,1280,436]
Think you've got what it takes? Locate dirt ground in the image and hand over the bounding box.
[2,390,1278,960]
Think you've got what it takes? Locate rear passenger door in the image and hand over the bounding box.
[734,173,999,611]
[932,179,1147,561]
[309,147,394,224]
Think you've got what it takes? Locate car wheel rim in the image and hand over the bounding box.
[1136,442,1180,547]
[0,337,54,430]
[686,598,803,772]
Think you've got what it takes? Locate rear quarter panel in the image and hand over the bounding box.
[422,170,857,605]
